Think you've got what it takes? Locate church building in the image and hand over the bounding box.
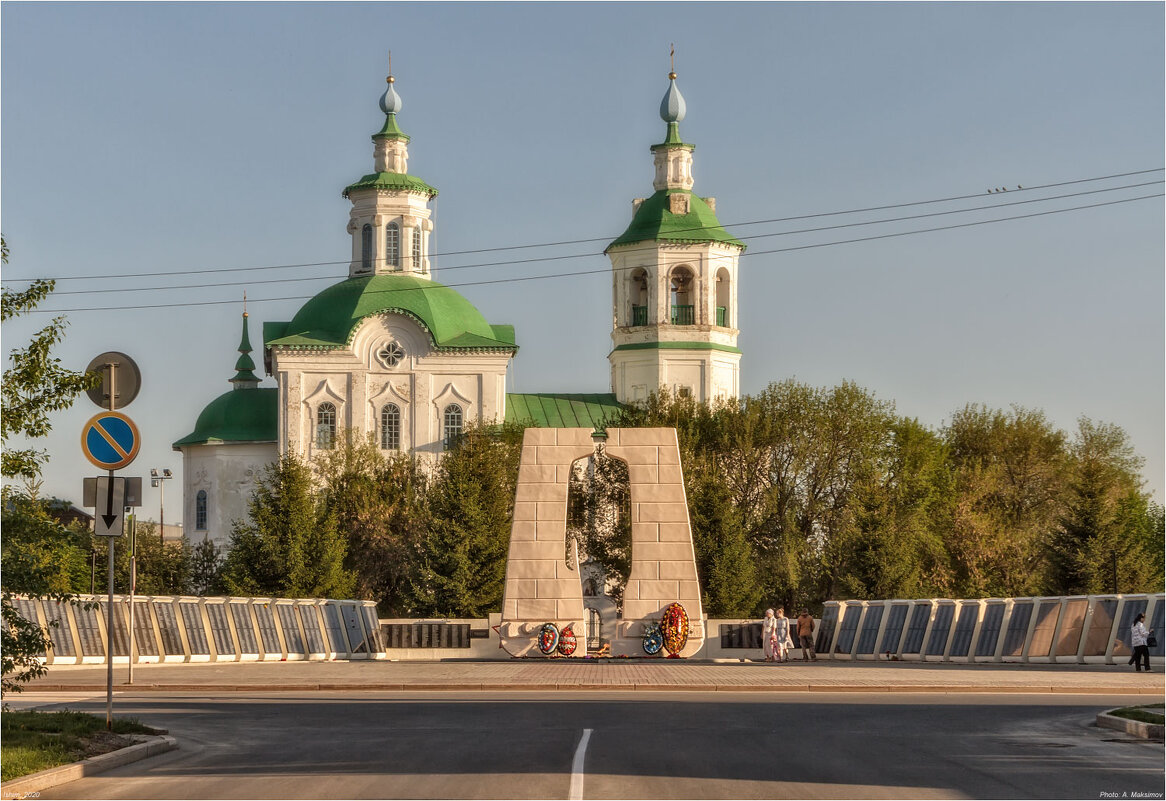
[173,66,744,550]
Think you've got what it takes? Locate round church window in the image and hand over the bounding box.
[376,340,406,368]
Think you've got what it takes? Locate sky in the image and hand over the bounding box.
[2,2,1163,521]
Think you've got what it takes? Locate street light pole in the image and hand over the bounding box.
[151,468,173,545]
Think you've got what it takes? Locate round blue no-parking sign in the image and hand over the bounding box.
[81,411,141,470]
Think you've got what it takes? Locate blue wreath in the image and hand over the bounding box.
[642,622,664,655]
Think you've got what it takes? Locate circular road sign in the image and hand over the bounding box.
[81,411,141,470]
[85,351,141,410]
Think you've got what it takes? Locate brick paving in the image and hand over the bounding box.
[23,657,1165,694]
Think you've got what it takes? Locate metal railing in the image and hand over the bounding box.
[671,305,695,325]
[816,593,1164,664]
[631,305,648,326]
[16,594,385,664]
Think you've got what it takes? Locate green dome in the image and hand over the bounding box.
[173,388,278,448]
[264,274,517,352]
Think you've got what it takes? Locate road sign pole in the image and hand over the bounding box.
[106,365,116,726]
[128,513,136,685]
[106,522,115,731]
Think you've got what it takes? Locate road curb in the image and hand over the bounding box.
[1096,710,1165,740]
[0,734,177,797]
[20,682,1162,695]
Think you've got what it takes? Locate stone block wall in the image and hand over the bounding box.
[499,427,705,658]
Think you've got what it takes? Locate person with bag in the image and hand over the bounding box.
[1128,613,1152,672]
[761,608,778,662]
[774,608,792,663]
[796,608,817,661]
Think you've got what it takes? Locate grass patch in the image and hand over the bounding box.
[1109,703,1165,726]
[1,709,156,782]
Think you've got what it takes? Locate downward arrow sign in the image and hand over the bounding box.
[93,476,125,536]
[103,477,116,528]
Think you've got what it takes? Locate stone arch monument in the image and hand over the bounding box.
[498,427,705,657]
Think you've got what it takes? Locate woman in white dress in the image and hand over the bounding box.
[761,608,778,662]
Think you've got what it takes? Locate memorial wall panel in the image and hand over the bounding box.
[180,602,210,655]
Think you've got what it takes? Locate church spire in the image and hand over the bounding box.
[651,55,695,191]
[343,61,438,278]
[373,55,410,173]
[229,299,260,388]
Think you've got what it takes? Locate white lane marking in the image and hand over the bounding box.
[569,727,593,801]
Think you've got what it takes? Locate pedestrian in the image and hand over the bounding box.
[761,608,778,662]
[796,608,817,661]
[1128,613,1152,672]
[774,608,791,663]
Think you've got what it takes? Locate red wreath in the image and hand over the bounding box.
[557,625,578,656]
[660,602,690,655]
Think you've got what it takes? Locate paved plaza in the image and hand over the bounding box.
[23,657,1165,694]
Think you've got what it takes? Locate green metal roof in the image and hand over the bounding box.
[650,121,694,151]
[173,388,278,448]
[343,171,437,199]
[505,393,623,429]
[606,190,745,251]
[373,112,410,142]
[265,274,517,352]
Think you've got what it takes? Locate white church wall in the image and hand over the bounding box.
[271,315,511,459]
[181,441,279,550]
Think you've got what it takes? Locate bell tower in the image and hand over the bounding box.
[606,65,745,404]
[343,61,439,279]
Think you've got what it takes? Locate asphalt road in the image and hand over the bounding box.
[27,691,1165,800]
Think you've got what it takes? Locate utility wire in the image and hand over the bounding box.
[22,191,1162,314]
[29,178,1166,297]
[4,167,1161,285]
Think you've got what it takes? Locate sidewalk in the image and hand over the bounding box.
[23,658,1166,695]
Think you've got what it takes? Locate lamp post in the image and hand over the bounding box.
[141,468,171,685]
[150,468,173,544]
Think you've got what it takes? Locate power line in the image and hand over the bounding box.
[22,191,1161,314]
[30,178,1166,297]
[4,167,1161,285]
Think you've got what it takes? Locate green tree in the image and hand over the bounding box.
[0,489,94,693]
[1049,418,1162,594]
[1,249,96,480]
[409,423,523,617]
[316,432,428,615]
[943,405,1067,596]
[687,456,762,616]
[1,239,96,693]
[221,454,354,598]
[849,418,954,600]
[189,538,225,596]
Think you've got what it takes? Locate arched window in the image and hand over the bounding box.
[361,224,373,272]
[385,222,401,270]
[412,227,423,271]
[716,268,731,327]
[442,404,463,451]
[381,403,401,451]
[630,268,649,326]
[670,266,695,325]
[195,490,208,531]
[316,402,337,450]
